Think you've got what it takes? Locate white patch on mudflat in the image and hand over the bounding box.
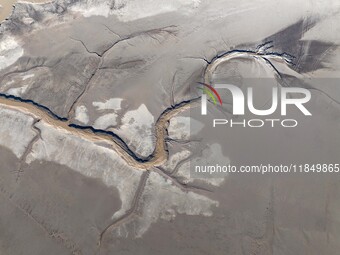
[26,121,143,220]
[111,171,218,238]
[7,85,29,97]
[177,143,228,186]
[22,74,35,80]
[114,0,201,21]
[168,116,204,140]
[0,36,23,71]
[92,98,122,111]
[70,1,113,18]
[117,104,155,158]
[162,149,191,171]
[160,144,228,187]
[0,106,36,158]
[70,0,200,20]
[93,113,118,129]
[75,105,89,124]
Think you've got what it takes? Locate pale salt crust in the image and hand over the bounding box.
[0,36,23,71]
[70,0,201,21]
[93,113,118,129]
[7,85,29,96]
[168,116,204,140]
[0,105,36,158]
[25,120,143,221]
[177,143,229,186]
[75,105,89,124]
[116,104,155,158]
[21,74,35,80]
[111,171,219,238]
[24,120,219,235]
[92,98,123,111]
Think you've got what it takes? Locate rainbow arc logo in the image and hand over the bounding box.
[198,82,312,117]
[197,82,222,106]
[197,82,223,115]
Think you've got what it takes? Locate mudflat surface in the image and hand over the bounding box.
[0,0,340,254]
[0,0,48,22]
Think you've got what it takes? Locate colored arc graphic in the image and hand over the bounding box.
[197,87,217,105]
[197,82,223,106]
